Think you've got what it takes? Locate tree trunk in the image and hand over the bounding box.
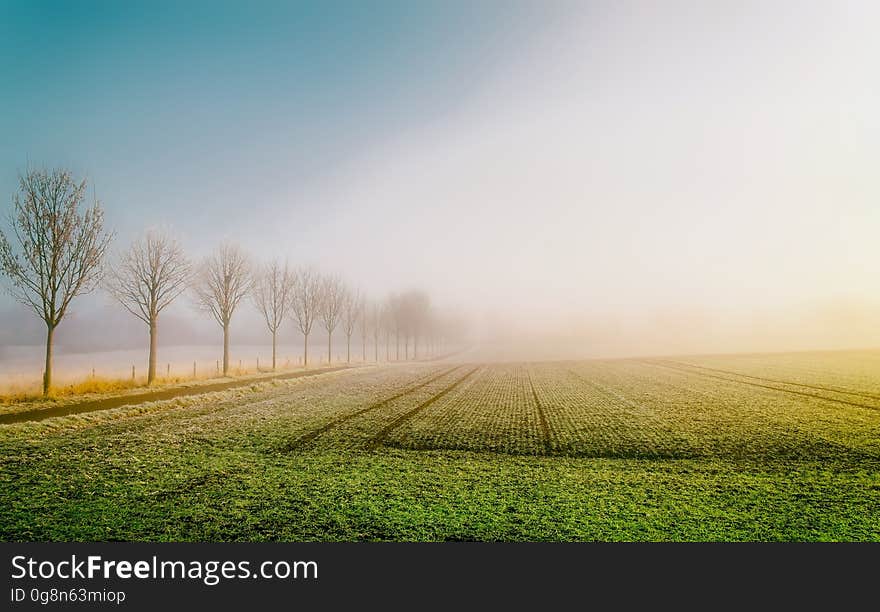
[374,339,378,362]
[43,323,54,396]
[405,336,409,360]
[347,335,351,363]
[272,329,277,370]
[148,319,158,384]
[223,323,230,375]
[328,331,332,364]
[396,331,400,361]
[362,337,366,362]
[302,332,308,367]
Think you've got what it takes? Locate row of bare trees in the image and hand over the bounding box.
[0,168,463,395]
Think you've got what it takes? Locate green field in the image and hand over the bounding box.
[1,351,879,541]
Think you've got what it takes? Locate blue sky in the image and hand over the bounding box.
[0,1,562,241]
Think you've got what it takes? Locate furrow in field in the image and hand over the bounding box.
[279,366,460,451]
[564,366,688,456]
[365,366,480,450]
[526,369,552,453]
[384,364,546,455]
[640,360,880,411]
[583,360,880,460]
[658,359,880,402]
[671,351,880,393]
[508,363,683,458]
[525,364,616,455]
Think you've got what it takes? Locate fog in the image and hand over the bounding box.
[2,2,879,378]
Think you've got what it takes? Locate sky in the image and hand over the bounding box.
[1,1,879,361]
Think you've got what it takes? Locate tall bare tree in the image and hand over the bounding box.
[319,275,347,365]
[252,260,293,370]
[359,295,369,362]
[388,293,402,360]
[382,298,394,361]
[0,168,113,395]
[341,287,360,364]
[372,301,382,362]
[106,230,190,384]
[405,290,430,359]
[193,243,251,376]
[289,266,321,367]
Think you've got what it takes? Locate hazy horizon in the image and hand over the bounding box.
[2,1,879,365]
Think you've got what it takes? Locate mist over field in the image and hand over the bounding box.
[2,1,879,374]
[3,1,880,552]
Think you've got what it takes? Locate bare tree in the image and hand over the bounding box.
[193,243,251,376]
[406,290,430,359]
[252,260,293,370]
[359,295,369,362]
[106,229,190,384]
[390,290,431,360]
[319,275,347,365]
[341,287,360,364]
[289,266,321,367]
[372,301,382,362]
[0,169,113,395]
[382,298,394,361]
[388,293,402,360]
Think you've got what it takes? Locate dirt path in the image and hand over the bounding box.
[0,365,355,425]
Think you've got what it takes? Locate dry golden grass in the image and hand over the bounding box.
[0,375,198,405]
[0,367,279,406]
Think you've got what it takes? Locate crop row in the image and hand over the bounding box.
[297,366,469,450]
[374,359,880,461]
[670,352,880,396]
[385,365,547,455]
[569,360,880,461]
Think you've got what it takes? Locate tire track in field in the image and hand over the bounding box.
[566,368,649,413]
[365,366,480,450]
[659,359,880,401]
[525,368,552,453]
[563,367,689,456]
[280,366,460,451]
[640,360,880,411]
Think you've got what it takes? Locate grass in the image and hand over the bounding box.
[0,366,308,413]
[1,354,878,541]
[0,376,194,406]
